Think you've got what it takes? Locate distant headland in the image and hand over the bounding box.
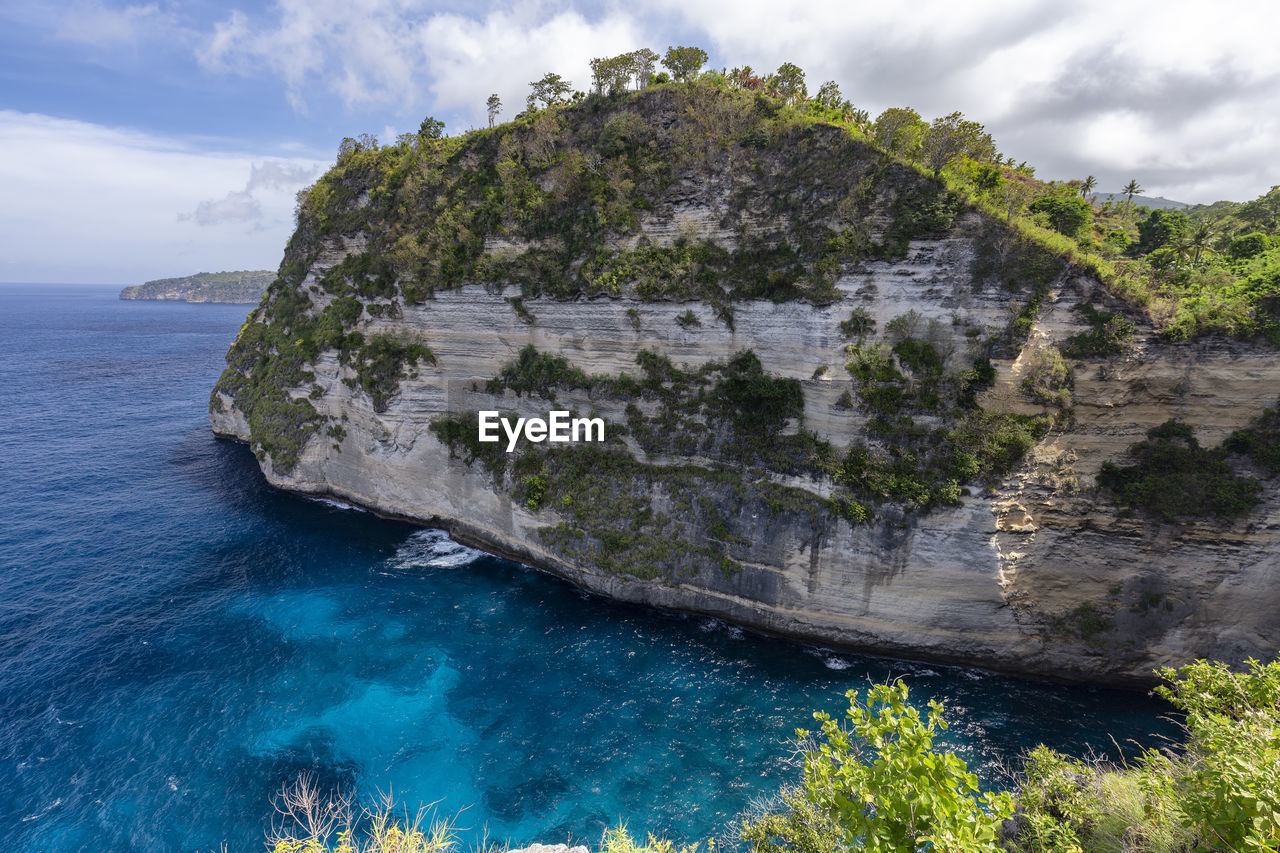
[119,270,272,303]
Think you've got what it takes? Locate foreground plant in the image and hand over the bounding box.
[268,776,459,853]
[742,681,1013,852]
[1008,658,1280,853]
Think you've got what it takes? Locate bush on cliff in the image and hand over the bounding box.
[1005,658,1280,853]
[741,658,1280,853]
[741,681,1014,852]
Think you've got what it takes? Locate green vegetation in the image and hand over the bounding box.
[743,681,1013,852]
[216,44,1279,504]
[837,313,1050,511]
[1098,420,1263,521]
[212,280,433,468]
[485,344,595,400]
[342,334,435,412]
[1224,399,1280,474]
[1006,658,1280,853]
[1060,303,1136,358]
[1020,346,1072,408]
[741,658,1280,853]
[119,269,273,303]
[432,347,859,581]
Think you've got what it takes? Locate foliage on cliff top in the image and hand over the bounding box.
[284,79,954,310]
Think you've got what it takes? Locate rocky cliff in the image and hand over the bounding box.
[210,85,1280,686]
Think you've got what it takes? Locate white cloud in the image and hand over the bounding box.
[54,1,169,48]
[0,111,326,283]
[197,0,648,126]
[192,0,1280,201]
[184,189,262,225]
[653,0,1280,202]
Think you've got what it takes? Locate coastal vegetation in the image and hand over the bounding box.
[265,657,1280,853]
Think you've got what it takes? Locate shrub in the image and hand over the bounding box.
[1029,194,1092,238]
[266,776,460,853]
[485,344,594,400]
[1136,209,1189,254]
[712,350,803,433]
[838,306,875,339]
[1060,304,1135,358]
[1097,420,1262,521]
[1229,231,1272,261]
[742,681,1013,852]
[676,308,702,328]
[343,334,436,412]
[1020,346,1071,407]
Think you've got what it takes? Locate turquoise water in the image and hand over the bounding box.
[0,285,1175,851]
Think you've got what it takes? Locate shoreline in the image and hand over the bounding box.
[212,430,1160,693]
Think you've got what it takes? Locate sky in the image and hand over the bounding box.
[2,0,1278,283]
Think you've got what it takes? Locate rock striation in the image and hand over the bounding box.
[210,86,1280,687]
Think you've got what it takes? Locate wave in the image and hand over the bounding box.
[387,528,483,570]
[307,496,368,512]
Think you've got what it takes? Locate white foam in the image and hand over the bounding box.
[388,529,482,570]
[309,496,367,512]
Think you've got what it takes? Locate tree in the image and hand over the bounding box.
[526,72,573,111]
[999,177,1036,222]
[972,163,1001,198]
[1080,174,1098,199]
[1180,219,1217,265]
[1239,185,1280,233]
[814,80,843,112]
[1137,208,1189,253]
[872,107,924,155]
[729,65,763,91]
[771,62,807,105]
[1122,178,1144,206]
[589,54,631,96]
[417,117,444,141]
[661,45,707,83]
[485,94,501,128]
[630,47,659,89]
[921,111,995,178]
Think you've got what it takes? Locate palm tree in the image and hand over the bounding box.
[1122,179,1144,206]
[1184,220,1217,265]
[1080,175,1097,199]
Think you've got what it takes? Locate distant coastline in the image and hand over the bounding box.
[119,270,272,303]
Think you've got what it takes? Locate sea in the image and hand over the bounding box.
[0,284,1176,852]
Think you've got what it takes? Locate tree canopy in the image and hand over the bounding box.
[662,45,708,83]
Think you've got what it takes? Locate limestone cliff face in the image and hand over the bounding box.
[210,88,1280,686]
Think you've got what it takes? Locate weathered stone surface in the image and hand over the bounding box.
[212,214,1280,688]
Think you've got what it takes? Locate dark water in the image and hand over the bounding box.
[0,285,1175,852]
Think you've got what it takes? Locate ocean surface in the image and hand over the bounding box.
[0,284,1176,852]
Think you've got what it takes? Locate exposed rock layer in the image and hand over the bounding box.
[212,218,1280,687]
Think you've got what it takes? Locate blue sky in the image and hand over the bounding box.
[3,0,1278,283]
